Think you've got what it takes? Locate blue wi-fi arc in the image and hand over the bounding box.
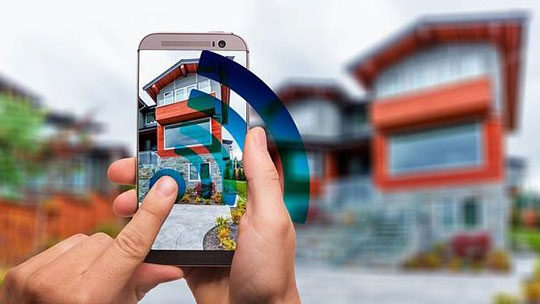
[197,50,310,224]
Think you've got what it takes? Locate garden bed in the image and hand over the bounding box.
[203,224,239,250]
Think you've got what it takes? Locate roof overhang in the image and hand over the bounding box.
[143,58,199,102]
[348,11,528,131]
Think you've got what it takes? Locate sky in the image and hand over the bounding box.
[0,0,538,189]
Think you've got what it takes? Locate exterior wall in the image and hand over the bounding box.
[372,77,492,129]
[138,154,224,201]
[370,51,505,191]
[379,183,509,251]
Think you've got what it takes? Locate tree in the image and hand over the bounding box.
[0,94,44,196]
[224,159,233,180]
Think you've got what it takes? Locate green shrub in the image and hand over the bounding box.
[181,193,191,204]
[0,268,7,287]
[216,216,230,228]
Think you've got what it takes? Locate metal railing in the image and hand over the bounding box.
[138,151,158,167]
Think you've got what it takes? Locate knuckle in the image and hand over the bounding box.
[23,271,50,299]
[114,226,147,259]
[274,215,294,236]
[68,233,88,243]
[4,267,23,287]
[91,232,113,243]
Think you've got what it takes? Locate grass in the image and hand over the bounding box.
[223,179,246,196]
[512,227,540,254]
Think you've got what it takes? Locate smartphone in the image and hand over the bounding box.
[137,33,249,265]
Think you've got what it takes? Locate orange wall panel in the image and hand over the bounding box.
[157,118,222,158]
[372,77,492,130]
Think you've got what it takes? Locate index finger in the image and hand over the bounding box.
[88,176,177,284]
[107,158,136,184]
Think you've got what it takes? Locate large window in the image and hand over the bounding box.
[390,123,482,174]
[164,118,212,149]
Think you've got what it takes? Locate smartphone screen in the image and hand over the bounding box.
[137,48,248,251]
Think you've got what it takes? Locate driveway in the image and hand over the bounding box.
[152,204,231,250]
[142,255,536,303]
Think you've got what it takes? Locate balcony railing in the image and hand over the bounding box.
[322,175,374,207]
[138,151,158,167]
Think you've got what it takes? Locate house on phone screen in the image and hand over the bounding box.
[272,11,528,264]
[139,58,232,200]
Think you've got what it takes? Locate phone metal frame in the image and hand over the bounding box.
[137,33,249,266]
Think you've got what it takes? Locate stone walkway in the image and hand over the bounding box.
[152,204,231,250]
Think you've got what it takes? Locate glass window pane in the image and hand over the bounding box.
[164,119,212,149]
[186,84,197,98]
[189,164,199,181]
[163,91,173,105]
[175,88,186,101]
[200,163,210,180]
[463,197,480,228]
[145,113,155,124]
[199,80,211,93]
[390,123,482,174]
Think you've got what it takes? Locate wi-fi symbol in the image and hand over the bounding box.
[148,88,245,206]
[146,51,309,223]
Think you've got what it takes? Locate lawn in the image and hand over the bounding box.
[511,228,540,254]
[223,180,247,198]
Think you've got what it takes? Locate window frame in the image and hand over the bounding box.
[163,118,212,150]
[198,80,212,93]
[175,88,186,102]
[162,91,173,105]
[188,162,212,182]
[389,122,483,175]
[144,112,155,125]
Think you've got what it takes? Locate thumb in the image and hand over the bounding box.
[89,176,177,284]
[243,127,289,223]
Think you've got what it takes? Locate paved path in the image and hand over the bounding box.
[141,256,536,303]
[152,204,231,250]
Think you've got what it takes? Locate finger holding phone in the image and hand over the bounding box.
[0,127,301,303]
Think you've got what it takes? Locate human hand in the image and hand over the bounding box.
[0,176,182,304]
[107,127,300,304]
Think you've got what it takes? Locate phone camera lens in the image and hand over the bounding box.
[218,40,226,48]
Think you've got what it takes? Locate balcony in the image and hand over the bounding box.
[322,175,374,207]
[138,151,158,167]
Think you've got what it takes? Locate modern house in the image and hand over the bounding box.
[275,12,528,263]
[139,58,233,200]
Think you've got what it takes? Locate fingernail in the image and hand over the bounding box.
[252,127,267,151]
[155,177,177,197]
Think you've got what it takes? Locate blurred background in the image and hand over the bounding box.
[1,1,539,303]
